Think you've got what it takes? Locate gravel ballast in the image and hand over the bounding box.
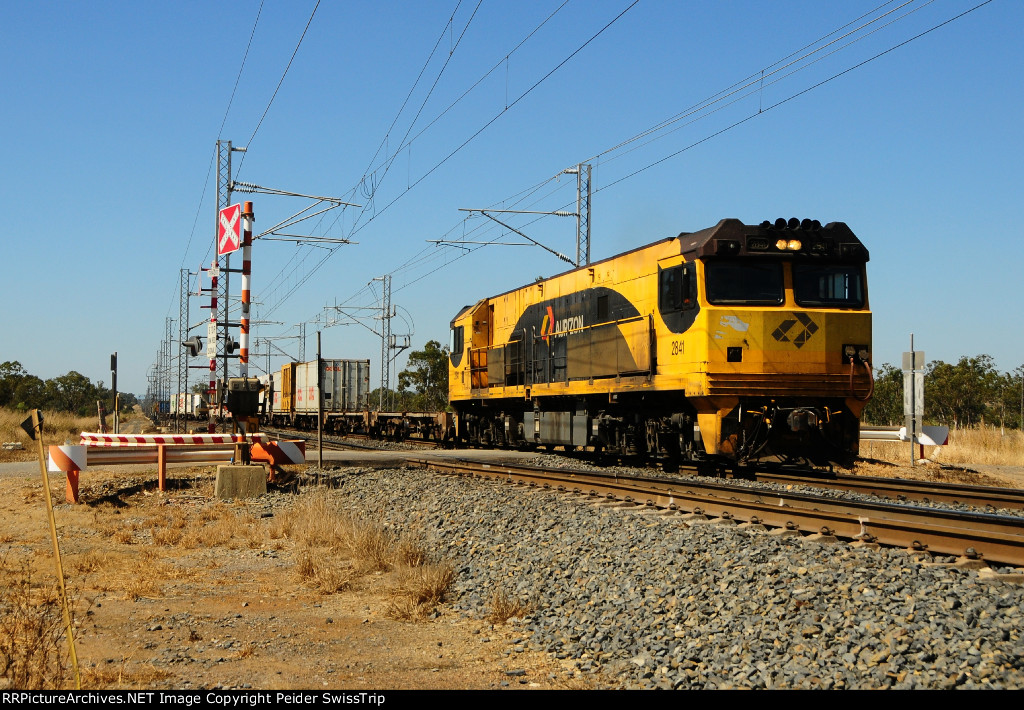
[319,465,1024,690]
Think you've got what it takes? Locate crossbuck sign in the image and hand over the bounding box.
[217,203,242,256]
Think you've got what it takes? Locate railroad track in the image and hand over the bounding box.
[756,469,1024,511]
[453,446,1024,512]
[410,457,1024,568]
[261,427,438,452]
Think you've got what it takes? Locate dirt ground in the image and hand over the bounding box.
[0,465,591,691]
[2,452,1022,692]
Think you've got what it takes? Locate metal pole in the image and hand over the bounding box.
[317,330,323,469]
[110,352,118,435]
[910,333,915,468]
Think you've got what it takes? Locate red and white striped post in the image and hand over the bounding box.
[240,201,254,378]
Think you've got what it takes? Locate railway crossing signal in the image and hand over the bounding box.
[218,203,241,256]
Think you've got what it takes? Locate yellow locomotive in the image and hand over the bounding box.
[448,218,872,468]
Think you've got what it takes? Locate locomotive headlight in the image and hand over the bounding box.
[775,239,788,250]
[787,239,802,251]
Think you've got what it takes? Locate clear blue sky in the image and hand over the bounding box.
[2,0,1021,396]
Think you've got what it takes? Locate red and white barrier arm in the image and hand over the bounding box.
[79,432,265,447]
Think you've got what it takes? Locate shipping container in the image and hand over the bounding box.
[170,393,208,418]
[294,359,370,414]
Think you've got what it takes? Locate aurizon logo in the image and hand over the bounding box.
[540,305,584,343]
[771,313,819,349]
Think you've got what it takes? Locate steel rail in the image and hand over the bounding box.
[756,470,1024,511]
[413,458,1024,567]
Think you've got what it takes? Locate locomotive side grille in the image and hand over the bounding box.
[707,372,869,396]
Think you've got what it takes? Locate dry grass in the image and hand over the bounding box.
[392,562,456,607]
[277,489,456,614]
[0,408,95,445]
[860,425,1024,467]
[485,588,533,625]
[295,548,353,593]
[0,556,77,689]
[385,561,455,620]
[81,659,174,689]
[0,407,152,463]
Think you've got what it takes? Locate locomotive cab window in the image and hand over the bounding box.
[705,261,784,305]
[450,325,464,356]
[659,263,696,312]
[793,264,865,308]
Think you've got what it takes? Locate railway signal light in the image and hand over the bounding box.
[182,336,203,357]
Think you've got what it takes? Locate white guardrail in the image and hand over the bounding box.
[47,432,305,504]
[860,425,949,446]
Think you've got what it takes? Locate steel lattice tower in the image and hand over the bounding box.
[216,140,234,390]
[177,268,189,432]
[375,275,392,411]
[165,316,174,408]
[576,163,592,266]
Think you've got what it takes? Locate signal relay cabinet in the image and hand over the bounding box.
[226,377,263,418]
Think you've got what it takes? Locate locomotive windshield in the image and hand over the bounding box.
[704,261,784,305]
[793,264,865,308]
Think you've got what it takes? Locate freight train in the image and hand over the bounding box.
[262,359,371,431]
[448,218,873,469]
[170,393,209,419]
[259,359,451,440]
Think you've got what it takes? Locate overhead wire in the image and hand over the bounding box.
[294,0,592,248]
[218,0,265,139]
[347,0,641,238]
[266,0,993,357]
[335,0,994,305]
[585,0,934,172]
[162,2,267,331]
[260,0,639,320]
[596,0,993,194]
[352,0,472,224]
[236,0,321,175]
[262,1,480,316]
[347,0,571,235]
[590,0,918,165]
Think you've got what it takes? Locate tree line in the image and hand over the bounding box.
[372,340,451,412]
[388,344,1024,430]
[863,355,1024,429]
[0,361,137,416]
[8,348,1019,429]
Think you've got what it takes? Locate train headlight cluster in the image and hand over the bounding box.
[775,238,802,251]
